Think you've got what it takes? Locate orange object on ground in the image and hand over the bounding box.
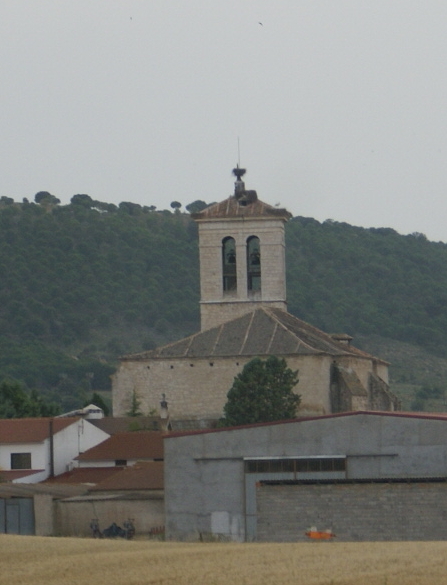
[305,528,336,540]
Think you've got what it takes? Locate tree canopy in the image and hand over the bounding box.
[221,356,300,426]
[2,194,447,410]
[0,379,60,418]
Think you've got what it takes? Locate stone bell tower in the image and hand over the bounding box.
[192,167,292,331]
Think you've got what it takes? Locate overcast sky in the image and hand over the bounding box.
[2,1,447,241]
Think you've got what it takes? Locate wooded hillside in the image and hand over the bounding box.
[1,194,447,410]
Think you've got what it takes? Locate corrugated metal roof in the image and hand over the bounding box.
[0,417,78,444]
[122,307,384,362]
[76,431,164,461]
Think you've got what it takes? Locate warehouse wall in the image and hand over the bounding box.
[256,480,447,542]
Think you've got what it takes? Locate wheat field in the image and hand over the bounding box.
[1,535,447,585]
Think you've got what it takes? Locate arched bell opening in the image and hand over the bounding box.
[222,236,237,293]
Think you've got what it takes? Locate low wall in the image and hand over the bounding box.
[34,494,54,536]
[55,492,164,537]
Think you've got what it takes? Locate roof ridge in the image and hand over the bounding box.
[266,320,278,354]
[183,333,194,357]
[263,307,323,353]
[122,327,204,359]
[267,307,383,359]
[239,311,256,355]
[211,322,225,355]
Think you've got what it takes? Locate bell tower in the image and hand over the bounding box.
[192,168,292,331]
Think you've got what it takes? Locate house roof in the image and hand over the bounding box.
[164,410,447,439]
[192,195,291,221]
[0,469,44,482]
[122,307,385,362]
[89,461,164,491]
[44,466,124,486]
[0,417,78,444]
[76,431,164,462]
[0,482,87,498]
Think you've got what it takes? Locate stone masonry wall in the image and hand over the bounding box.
[198,218,287,331]
[256,481,447,542]
[112,354,333,419]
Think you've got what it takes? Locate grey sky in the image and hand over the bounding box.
[2,1,447,241]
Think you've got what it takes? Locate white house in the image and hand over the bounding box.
[0,417,110,483]
[75,431,164,468]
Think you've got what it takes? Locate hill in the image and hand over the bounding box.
[1,194,447,410]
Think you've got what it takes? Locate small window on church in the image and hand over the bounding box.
[247,236,261,292]
[222,237,237,292]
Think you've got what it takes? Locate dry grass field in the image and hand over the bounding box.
[1,535,447,585]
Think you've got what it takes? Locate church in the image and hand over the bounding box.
[112,168,399,421]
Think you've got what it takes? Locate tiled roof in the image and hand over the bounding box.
[44,466,123,486]
[0,469,44,481]
[123,307,385,362]
[0,417,77,444]
[76,431,164,462]
[192,195,291,221]
[89,461,164,491]
[0,482,87,498]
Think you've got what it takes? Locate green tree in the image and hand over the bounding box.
[126,389,143,417]
[185,200,208,214]
[70,194,94,208]
[221,356,300,426]
[34,191,60,206]
[0,379,59,418]
[170,201,182,213]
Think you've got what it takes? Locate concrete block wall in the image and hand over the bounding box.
[256,481,447,541]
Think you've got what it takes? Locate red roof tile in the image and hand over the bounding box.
[89,461,164,491]
[0,417,78,444]
[44,466,124,485]
[0,469,44,481]
[76,431,164,462]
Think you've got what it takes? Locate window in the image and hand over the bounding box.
[222,237,237,292]
[115,459,127,466]
[11,452,31,469]
[245,458,346,474]
[247,236,261,292]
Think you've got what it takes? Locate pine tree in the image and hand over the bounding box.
[221,356,300,426]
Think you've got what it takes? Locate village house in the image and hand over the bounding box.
[0,416,109,484]
[45,429,165,537]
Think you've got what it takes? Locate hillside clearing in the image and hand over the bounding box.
[1,535,446,585]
